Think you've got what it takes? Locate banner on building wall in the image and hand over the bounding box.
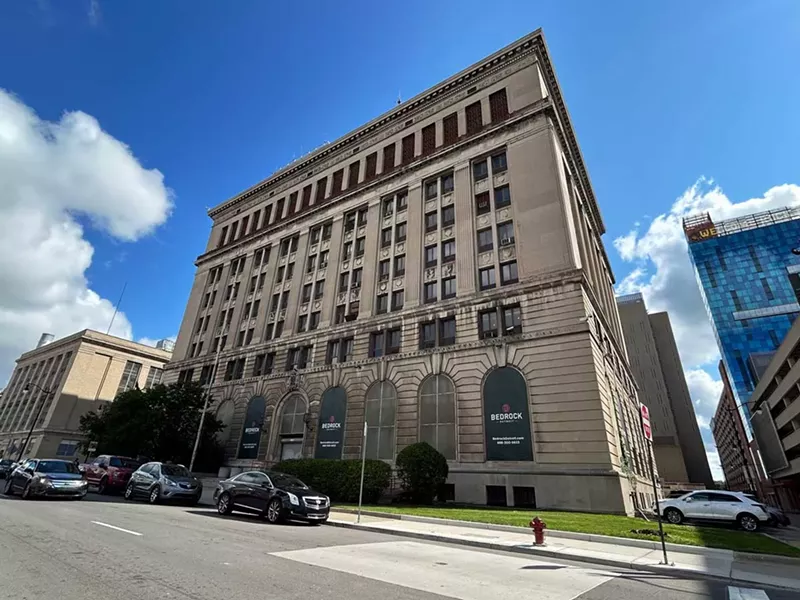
[315,387,347,459]
[483,368,533,461]
[238,396,266,459]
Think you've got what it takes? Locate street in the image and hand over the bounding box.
[0,493,797,600]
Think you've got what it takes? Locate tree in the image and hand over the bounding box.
[395,442,449,504]
[79,382,225,472]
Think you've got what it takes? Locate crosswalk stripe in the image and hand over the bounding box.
[728,586,770,600]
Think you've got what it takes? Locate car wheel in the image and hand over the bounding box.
[266,499,283,524]
[21,482,32,500]
[3,478,14,496]
[124,482,135,501]
[217,492,233,515]
[664,508,683,525]
[738,513,759,532]
[97,477,108,495]
[148,486,160,504]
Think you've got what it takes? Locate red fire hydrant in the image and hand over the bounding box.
[530,516,547,545]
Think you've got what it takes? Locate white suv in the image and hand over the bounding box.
[656,490,770,532]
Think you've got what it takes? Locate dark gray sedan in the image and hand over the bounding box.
[3,458,88,499]
[0,459,15,479]
[124,462,202,505]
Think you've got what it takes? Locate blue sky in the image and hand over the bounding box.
[1,0,799,477]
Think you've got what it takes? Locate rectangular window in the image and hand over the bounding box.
[762,278,775,301]
[441,205,455,227]
[310,226,321,245]
[383,143,395,172]
[302,284,312,303]
[343,241,353,260]
[309,311,320,330]
[307,255,316,274]
[477,228,493,252]
[382,196,394,217]
[500,261,518,285]
[443,112,458,144]
[178,368,194,384]
[381,228,392,248]
[230,221,239,241]
[322,223,332,240]
[318,250,328,268]
[494,185,511,208]
[473,160,488,181]
[441,173,454,194]
[339,272,349,291]
[704,261,717,288]
[355,237,366,257]
[369,332,385,358]
[334,305,346,324]
[240,215,250,237]
[245,327,254,345]
[401,133,415,164]
[117,361,142,394]
[285,262,294,280]
[365,152,377,180]
[331,169,344,195]
[497,221,515,245]
[491,152,507,173]
[465,101,483,135]
[251,210,261,233]
[442,277,456,299]
[251,298,260,317]
[442,240,456,263]
[263,204,273,225]
[502,305,522,335]
[396,191,408,212]
[144,367,163,389]
[249,276,257,294]
[297,314,308,332]
[748,245,763,272]
[424,282,437,304]
[379,260,390,281]
[425,179,438,200]
[314,280,325,299]
[422,123,436,155]
[489,88,509,122]
[351,268,363,288]
[280,293,289,309]
[789,272,800,304]
[392,290,404,311]
[199,365,214,386]
[376,294,389,314]
[730,290,743,312]
[348,161,360,188]
[357,207,368,226]
[425,245,437,267]
[439,316,456,346]
[716,247,727,270]
[425,211,438,232]
[275,198,285,220]
[479,309,499,339]
[394,255,405,276]
[419,321,436,349]
[301,184,312,210]
[476,191,491,215]
[271,294,280,311]
[218,226,228,247]
[252,353,267,377]
[287,192,297,215]
[387,328,402,354]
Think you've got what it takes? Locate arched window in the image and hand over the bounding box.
[419,375,456,459]
[215,399,235,444]
[365,381,397,460]
[278,395,306,460]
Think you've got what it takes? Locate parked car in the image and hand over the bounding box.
[213,470,330,524]
[81,455,140,494]
[0,459,16,479]
[3,458,88,499]
[744,494,791,527]
[124,462,201,505]
[656,490,771,531]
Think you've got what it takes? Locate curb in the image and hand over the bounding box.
[331,509,800,565]
[325,519,800,592]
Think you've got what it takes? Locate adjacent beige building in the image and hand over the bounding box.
[0,330,172,459]
[617,293,714,487]
[166,29,654,514]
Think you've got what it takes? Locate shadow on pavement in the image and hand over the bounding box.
[519,564,567,570]
[185,509,314,528]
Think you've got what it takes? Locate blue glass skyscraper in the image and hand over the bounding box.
[684,207,800,437]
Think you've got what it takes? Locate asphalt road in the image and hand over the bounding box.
[0,491,797,600]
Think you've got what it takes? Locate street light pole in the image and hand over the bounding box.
[16,382,54,463]
[189,345,223,473]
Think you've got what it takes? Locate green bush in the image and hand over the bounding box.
[395,442,449,504]
[273,458,391,504]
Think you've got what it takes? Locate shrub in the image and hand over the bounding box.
[272,458,391,504]
[395,442,448,504]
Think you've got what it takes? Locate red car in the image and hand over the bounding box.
[81,455,141,494]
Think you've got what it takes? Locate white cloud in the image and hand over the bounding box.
[0,89,172,385]
[614,178,800,481]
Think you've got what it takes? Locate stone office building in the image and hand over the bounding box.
[166,30,653,513]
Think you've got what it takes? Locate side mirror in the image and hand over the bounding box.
[683,498,692,503]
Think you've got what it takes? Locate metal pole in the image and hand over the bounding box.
[106,281,128,335]
[16,388,51,463]
[357,421,367,524]
[647,439,669,565]
[189,345,223,472]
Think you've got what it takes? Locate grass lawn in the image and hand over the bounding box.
[337,504,800,558]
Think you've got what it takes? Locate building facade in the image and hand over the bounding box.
[711,361,763,494]
[0,330,171,459]
[746,319,800,511]
[684,208,800,435]
[166,30,653,514]
[617,293,713,486]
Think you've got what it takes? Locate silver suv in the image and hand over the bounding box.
[656,490,770,531]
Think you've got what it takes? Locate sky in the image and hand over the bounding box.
[1,0,799,480]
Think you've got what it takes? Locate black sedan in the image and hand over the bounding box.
[3,458,88,499]
[0,459,15,479]
[213,470,330,524]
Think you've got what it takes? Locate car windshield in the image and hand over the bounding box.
[270,472,308,489]
[161,464,190,477]
[0,459,13,466]
[37,460,79,474]
[109,457,140,469]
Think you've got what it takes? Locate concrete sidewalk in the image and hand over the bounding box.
[326,510,800,592]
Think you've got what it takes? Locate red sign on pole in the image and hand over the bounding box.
[641,404,653,442]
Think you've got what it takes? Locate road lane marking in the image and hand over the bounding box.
[90,521,142,536]
[728,587,769,600]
